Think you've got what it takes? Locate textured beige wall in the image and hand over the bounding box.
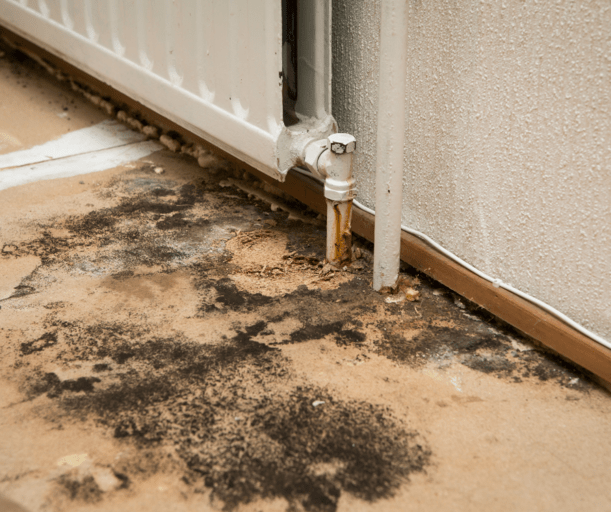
[333,0,611,340]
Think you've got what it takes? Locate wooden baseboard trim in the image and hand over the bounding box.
[4,25,610,387]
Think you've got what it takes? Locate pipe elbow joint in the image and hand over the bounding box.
[301,134,357,202]
[319,133,357,202]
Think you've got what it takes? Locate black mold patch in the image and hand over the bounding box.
[374,317,592,388]
[151,188,176,197]
[118,241,186,267]
[110,270,135,280]
[17,231,72,263]
[193,264,593,389]
[3,173,261,304]
[2,243,18,254]
[155,212,190,230]
[10,284,36,299]
[11,178,210,265]
[289,321,366,346]
[65,209,118,237]
[231,320,270,344]
[197,278,273,313]
[30,372,101,398]
[61,376,102,393]
[62,194,194,240]
[376,322,517,378]
[113,198,191,216]
[519,350,590,388]
[186,387,430,511]
[377,325,504,364]
[20,332,57,355]
[27,321,430,511]
[462,354,517,375]
[58,474,102,503]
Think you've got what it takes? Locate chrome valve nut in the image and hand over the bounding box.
[328,133,356,155]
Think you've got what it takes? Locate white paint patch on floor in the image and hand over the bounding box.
[0,120,147,170]
[0,141,162,192]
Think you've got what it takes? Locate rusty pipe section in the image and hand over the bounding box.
[302,133,357,266]
[326,200,353,266]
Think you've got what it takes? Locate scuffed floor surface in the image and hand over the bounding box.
[1,45,611,512]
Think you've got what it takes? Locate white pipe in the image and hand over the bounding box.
[372,0,409,291]
[292,166,611,352]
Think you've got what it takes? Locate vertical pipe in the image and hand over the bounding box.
[373,0,408,291]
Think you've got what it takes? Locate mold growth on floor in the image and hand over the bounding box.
[22,320,430,511]
[1,151,602,511]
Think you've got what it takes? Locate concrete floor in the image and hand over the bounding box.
[1,43,611,512]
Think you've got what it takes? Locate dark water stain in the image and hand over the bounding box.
[25,321,430,511]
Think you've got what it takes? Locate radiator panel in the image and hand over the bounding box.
[0,0,296,178]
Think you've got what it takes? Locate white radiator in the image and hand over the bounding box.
[0,0,335,180]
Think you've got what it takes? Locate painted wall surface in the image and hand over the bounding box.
[333,0,611,340]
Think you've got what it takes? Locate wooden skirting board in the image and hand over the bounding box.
[3,26,610,388]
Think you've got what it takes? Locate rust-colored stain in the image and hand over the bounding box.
[332,202,353,266]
